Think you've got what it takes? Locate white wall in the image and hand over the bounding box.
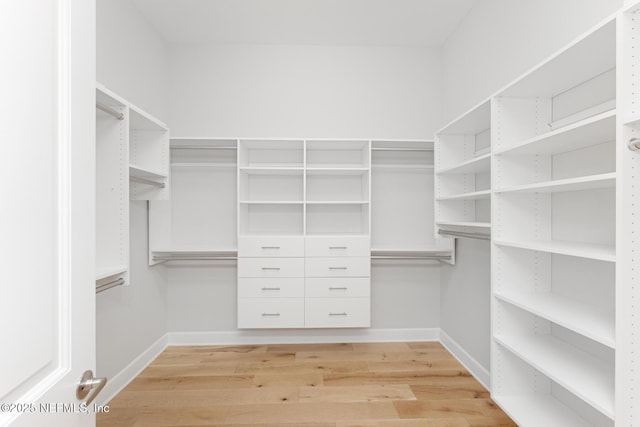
[166,44,443,335]
[95,0,169,381]
[439,0,623,375]
[168,44,442,138]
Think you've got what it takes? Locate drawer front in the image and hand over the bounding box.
[305,257,370,278]
[305,278,370,298]
[239,236,304,258]
[305,298,370,328]
[238,278,305,298]
[305,236,370,257]
[238,298,304,328]
[238,257,304,278]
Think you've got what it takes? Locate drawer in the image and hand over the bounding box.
[238,257,304,278]
[305,236,370,257]
[238,278,304,298]
[305,298,370,328]
[239,236,304,257]
[305,278,370,298]
[305,257,370,278]
[238,298,304,328]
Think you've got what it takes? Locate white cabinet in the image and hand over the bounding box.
[237,139,372,328]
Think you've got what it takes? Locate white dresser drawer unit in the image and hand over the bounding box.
[305,278,370,298]
[238,278,305,298]
[237,298,305,328]
[305,298,370,328]
[305,236,370,257]
[305,257,370,278]
[238,236,305,258]
[238,257,305,278]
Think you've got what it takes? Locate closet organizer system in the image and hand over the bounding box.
[435,7,639,427]
[94,91,453,326]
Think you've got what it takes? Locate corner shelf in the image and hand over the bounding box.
[436,152,491,175]
[437,190,491,201]
[494,173,616,194]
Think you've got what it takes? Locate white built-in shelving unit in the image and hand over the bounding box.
[95,84,170,292]
[435,99,492,242]
[433,11,637,426]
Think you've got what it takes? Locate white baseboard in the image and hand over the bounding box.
[97,334,168,406]
[168,327,440,346]
[439,329,490,390]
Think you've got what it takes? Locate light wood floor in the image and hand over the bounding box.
[97,342,516,427]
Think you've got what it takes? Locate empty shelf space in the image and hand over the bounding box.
[305,167,369,175]
[623,110,640,126]
[437,221,491,230]
[437,99,491,135]
[494,395,594,427]
[436,153,491,175]
[96,266,127,281]
[495,291,614,348]
[494,110,616,156]
[437,190,491,201]
[129,164,167,180]
[494,239,615,262]
[306,201,369,205]
[495,173,616,194]
[495,334,614,419]
[129,105,168,131]
[372,164,434,171]
[239,167,304,175]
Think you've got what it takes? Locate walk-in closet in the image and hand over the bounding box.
[3,1,639,426]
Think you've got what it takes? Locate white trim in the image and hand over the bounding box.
[439,330,490,390]
[96,334,168,406]
[168,328,439,346]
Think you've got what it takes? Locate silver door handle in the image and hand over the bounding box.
[329,246,348,250]
[329,312,348,316]
[329,267,348,270]
[261,287,281,291]
[261,267,281,271]
[76,370,107,405]
[329,287,348,290]
[262,312,281,317]
[261,246,280,249]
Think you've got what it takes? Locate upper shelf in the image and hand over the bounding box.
[129,105,168,132]
[437,99,491,136]
[498,19,615,98]
[494,110,616,156]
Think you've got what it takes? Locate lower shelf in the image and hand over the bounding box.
[494,394,594,427]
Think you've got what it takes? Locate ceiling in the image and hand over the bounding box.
[132,0,477,47]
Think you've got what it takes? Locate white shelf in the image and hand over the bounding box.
[306,201,369,205]
[495,290,615,349]
[129,104,168,131]
[129,164,168,180]
[494,395,593,427]
[494,110,616,156]
[96,266,127,281]
[239,167,304,175]
[495,334,614,419]
[624,110,640,126]
[494,239,615,262]
[372,164,434,171]
[239,201,304,205]
[495,173,616,194]
[437,221,491,230]
[436,99,491,135]
[437,190,491,201]
[306,167,369,175]
[436,153,491,175]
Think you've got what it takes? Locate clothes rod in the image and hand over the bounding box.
[438,230,490,241]
[96,277,124,294]
[171,145,237,150]
[130,176,166,188]
[96,103,124,120]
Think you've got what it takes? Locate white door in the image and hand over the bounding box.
[0,0,97,426]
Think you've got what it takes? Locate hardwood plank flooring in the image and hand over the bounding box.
[98,342,515,427]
